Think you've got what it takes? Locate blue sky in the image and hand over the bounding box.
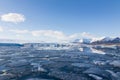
[0,0,120,42]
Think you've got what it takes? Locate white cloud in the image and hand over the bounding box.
[0,27,102,43]
[69,33,81,39]
[31,30,68,42]
[81,32,95,38]
[8,29,99,42]
[68,32,96,41]
[9,29,29,34]
[1,13,25,23]
[0,26,4,32]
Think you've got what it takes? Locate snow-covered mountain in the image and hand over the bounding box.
[91,37,120,44]
[100,37,113,42]
[72,37,120,44]
[112,37,120,43]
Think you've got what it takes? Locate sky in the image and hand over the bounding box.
[0,0,120,42]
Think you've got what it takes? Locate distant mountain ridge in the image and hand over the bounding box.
[0,37,120,45]
[72,37,120,44]
[91,37,120,44]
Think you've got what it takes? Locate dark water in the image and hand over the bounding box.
[0,46,120,80]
